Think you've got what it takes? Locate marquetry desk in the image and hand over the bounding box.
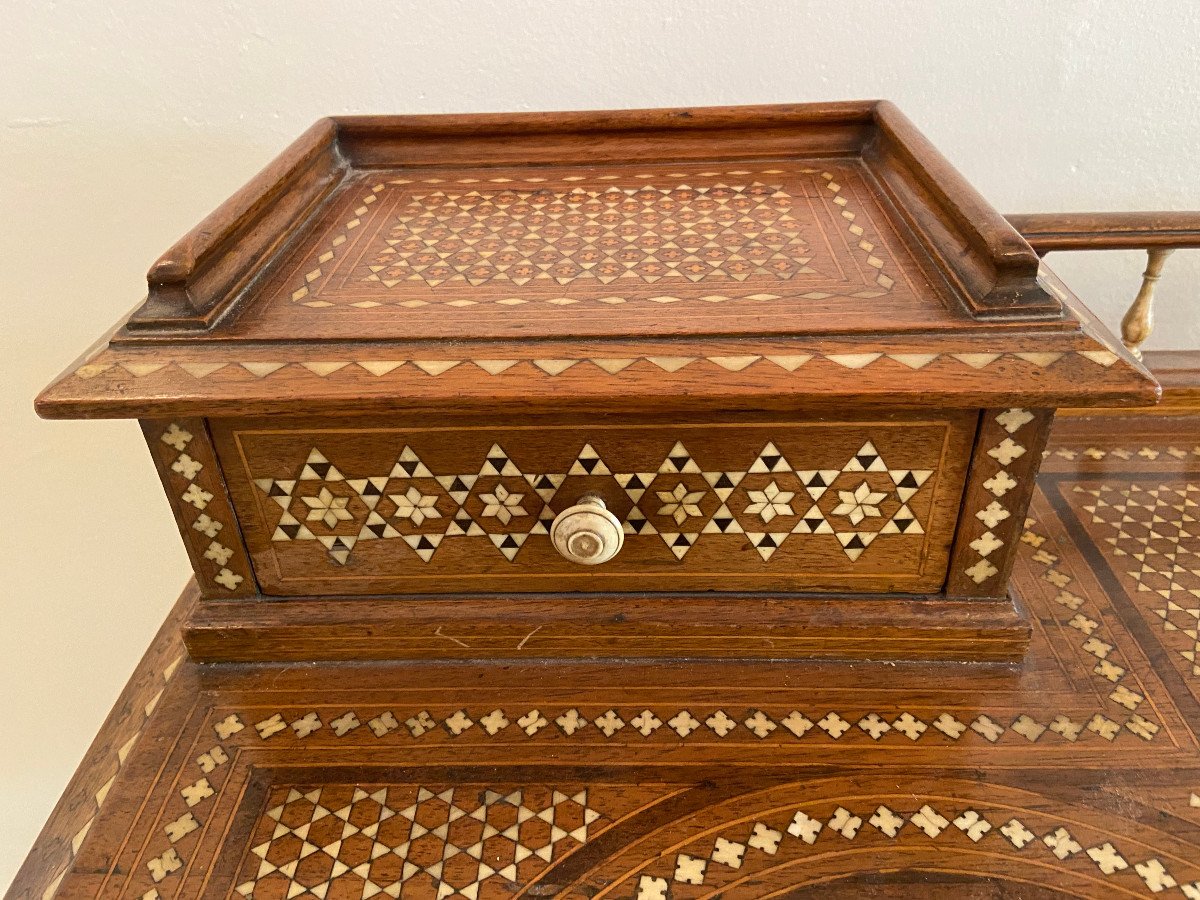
[35,102,1155,666]
[20,103,1200,900]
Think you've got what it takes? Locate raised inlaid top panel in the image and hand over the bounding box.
[234,160,960,342]
[37,103,1156,418]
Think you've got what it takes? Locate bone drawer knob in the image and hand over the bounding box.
[550,495,624,565]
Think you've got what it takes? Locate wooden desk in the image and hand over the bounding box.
[9,408,1200,898]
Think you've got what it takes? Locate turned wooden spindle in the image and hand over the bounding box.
[1120,248,1173,359]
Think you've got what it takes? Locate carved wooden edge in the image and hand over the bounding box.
[35,341,1158,421]
[866,102,1059,319]
[1055,350,1200,416]
[140,418,257,597]
[335,100,879,165]
[945,408,1055,598]
[1144,349,1200,406]
[2,586,192,900]
[1006,211,1200,254]
[182,592,1030,664]
[117,101,1062,331]
[127,118,346,331]
[335,100,879,135]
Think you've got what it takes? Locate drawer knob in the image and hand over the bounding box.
[550,495,624,565]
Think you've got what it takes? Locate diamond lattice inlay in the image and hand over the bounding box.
[365,183,815,288]
[1074,482,1200,675]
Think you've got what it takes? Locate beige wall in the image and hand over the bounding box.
[3,0,1199,888]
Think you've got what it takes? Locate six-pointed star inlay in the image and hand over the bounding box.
[256,440,934,565]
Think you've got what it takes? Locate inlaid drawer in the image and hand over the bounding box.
[213,413,975,596]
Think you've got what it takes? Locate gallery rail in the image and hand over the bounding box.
[1008,211,1200,359]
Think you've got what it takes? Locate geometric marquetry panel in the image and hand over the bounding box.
[216,416,973,596]
[34,421,1200,900]
[213,159,983,349]
[253,439,929,566]
[225,781,1196,900]
[281,166,900,321]
[1068,479,1200,683]
[233,784,607,899]
[367,183,817,290]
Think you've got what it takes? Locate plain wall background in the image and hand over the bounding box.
[3,0,1198,889]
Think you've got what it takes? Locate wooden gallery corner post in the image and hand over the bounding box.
[37,103,1157,663]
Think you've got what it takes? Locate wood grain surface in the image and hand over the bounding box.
[1007,211,1200,254]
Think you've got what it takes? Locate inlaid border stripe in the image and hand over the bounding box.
[75,350,1125,381]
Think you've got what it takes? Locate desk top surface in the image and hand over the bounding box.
[14,412,1200,899]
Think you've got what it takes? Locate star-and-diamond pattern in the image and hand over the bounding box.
[236,785,601,899]
[254,440,932,566]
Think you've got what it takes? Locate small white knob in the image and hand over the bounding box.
[550,495,624,565]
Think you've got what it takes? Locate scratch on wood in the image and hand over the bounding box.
[433,625,469,648]
[517,625,543,650]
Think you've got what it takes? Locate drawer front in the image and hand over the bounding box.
[214,414,974,596]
